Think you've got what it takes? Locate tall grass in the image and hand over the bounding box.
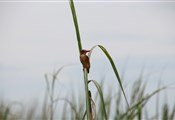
[69,0,91,119]
[0,73,175,120]
[0,0,175,120]
[68,0,175,119]
[69,0,129,119]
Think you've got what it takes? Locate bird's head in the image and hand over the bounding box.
[80,49,90,55]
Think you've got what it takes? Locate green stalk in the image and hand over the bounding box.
[69,0,82,53]
[84,69,91,120]
[69,0,91,119]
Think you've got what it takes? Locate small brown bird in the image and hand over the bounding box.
[80,49,90,73]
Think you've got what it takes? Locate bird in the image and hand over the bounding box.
[80,49,90,73]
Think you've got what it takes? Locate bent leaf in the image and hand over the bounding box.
[88,45,130,108]
[89,80,107,120]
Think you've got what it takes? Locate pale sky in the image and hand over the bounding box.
[0,1,175,113]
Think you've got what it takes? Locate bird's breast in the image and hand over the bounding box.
[80,54,87,61]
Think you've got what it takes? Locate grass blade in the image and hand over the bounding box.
[162,104,169,120]
[98,45,129,108]
[121,87,166,118]
[69,0,82,53]
[88,45,129,108]
[54,98,79,120]
[89,80,107,120]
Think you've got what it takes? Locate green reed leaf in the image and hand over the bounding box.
[69,0,82,53]
[88,45,130,108]
[89,80,107,120]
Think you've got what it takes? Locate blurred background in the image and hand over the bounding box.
[0,0,175,117]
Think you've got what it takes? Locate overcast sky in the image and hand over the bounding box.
[0,1,175,112]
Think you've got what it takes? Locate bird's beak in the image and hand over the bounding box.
[86,50,90,52]
[85,50,90,53]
